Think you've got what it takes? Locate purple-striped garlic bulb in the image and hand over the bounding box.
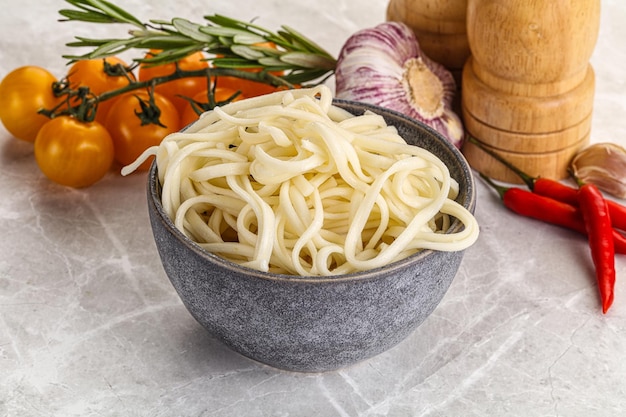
[335,21,464,148]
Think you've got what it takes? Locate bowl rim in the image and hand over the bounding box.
[148,99,475,284]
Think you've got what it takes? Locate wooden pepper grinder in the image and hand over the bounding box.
[386,0,469,83]
[461,0,601,183]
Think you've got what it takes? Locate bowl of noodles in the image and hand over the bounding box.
[141,85,479,372]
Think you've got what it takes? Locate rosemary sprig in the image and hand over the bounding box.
[45,0,338,123]
[58,0,337,87]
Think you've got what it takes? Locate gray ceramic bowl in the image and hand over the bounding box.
[147,99,476,372]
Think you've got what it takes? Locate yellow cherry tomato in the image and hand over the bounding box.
[0,66,62,142]
[138,50,210,116]
[67,56,135,124]
[104,90,180,171]
[34,116,114,188]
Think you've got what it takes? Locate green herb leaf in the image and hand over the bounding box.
[172,18,215,43]
[280,52,337,70]
[58,9,117,24]
[211,57,262,69]
[65,36,113,47]
[257,57,286,67]
[230,45,265,61]
[139,45,208,66]
[232,33,267,45]
[95,39,141,56]
[279,26,334,58]
[199,26,250,38]
[62,0,144,27]
[134,35,200,51]
[281,69,333,85]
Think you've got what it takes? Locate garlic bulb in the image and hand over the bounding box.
[570,142,626,199]
[335,21,464,148]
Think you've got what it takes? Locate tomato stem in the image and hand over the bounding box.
[182,84,243,116]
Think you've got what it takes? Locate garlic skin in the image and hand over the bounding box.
[571,142,626,199]
[335,21,464,148]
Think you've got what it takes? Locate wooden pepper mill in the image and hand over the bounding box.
[386,0,469,82]
[461,0,601,183]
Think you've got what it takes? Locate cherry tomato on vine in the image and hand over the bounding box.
[0,66,63,142]
[34,116,114,188]
[138,50,210,116]
[104,90,180,171]
[67,56,135,124]
[180,87,245,127]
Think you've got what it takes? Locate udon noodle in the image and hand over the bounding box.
[124,85,479,275]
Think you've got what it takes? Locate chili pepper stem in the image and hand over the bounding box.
[568,168,586,188]
[468,135,537,190]
[478,172,508,199]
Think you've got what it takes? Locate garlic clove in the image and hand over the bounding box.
[570,142,626,199]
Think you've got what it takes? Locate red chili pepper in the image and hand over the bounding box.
[482,174,619,313]
[577,183,616,314]
[532,178,578,205]
[534,178,626,231]
[503,187,585,231]
[610,229,626,255]
[480,174,626,254]
[468,136,626,231]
